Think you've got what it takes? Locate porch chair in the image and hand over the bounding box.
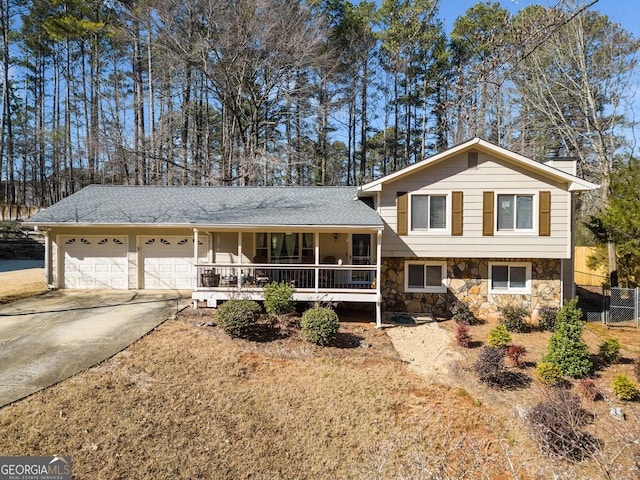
[252,255,270,287]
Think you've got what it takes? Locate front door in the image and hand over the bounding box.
[351,233,372,284]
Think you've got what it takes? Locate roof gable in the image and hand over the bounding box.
[358,138,599,194]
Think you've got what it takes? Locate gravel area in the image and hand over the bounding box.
[385,321,464,384]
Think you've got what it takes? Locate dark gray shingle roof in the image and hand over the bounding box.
[25,185,382,227]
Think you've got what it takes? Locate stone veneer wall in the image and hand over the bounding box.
[381,257,561,320]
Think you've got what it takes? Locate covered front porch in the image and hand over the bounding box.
[190,228,383,327]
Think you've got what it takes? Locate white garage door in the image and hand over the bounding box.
[140,236,207,289]
[61,236,128,289]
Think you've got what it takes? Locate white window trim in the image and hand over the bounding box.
[254,232,314,262]
[494,192,538,235]
[404,260,448,293]
[488,261,532,295]
[408,191,450,235]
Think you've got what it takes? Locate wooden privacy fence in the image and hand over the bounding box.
[575,246,608,286]
[0,205,42,222]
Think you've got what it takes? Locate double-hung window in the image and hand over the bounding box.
[497,194,534,232]
[410,194,447,232]
[489,262,531,294]
[405,261,447,293]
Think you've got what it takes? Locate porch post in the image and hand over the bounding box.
[314,232,320,293]
[237,232,243,287]
[42,228,51,286]
[193,228,199,263]
[193,228,199,309]
[376,229,383,328]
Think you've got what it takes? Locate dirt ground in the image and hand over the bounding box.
[0,268,48,304]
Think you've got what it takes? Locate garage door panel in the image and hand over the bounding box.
[61,236,128,289]
[140,236,207,290]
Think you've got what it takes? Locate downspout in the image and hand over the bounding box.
[376,228,383,328]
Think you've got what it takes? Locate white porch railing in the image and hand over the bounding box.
[195,263,377,292]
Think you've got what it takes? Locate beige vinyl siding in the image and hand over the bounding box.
[379,152,570,259]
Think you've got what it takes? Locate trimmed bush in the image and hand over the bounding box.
[526,389,595,460]
[451,301,479,325]
[506,344,527,368]
[500,304,528,333]
[612,374,638,401]
[577,378,600,402]
[216,300,262,337]
[598,338,621,365]
[535,362,563,386]
[263,281,295,316]
[474,346,506,388]
[538,305,560,331]
[300,307,339,346]
[542,299,592,378]
[487,324,512,349]
[455,321,471,348]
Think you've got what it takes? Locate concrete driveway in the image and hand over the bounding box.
[0,290,191,407]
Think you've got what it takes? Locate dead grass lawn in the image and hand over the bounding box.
[0,268,48,304]
[0,295,639,478]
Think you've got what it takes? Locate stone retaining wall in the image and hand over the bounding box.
[381,257,561,320]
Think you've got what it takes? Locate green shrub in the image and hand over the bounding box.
[535,362,564,386]
[216,300,261,337]
[487,324,512,349]
[300,307,339,346]
[556,297,583,324]
[451,301,480,325]
[612,374,638,401]
[263,281,295,316]
[500,304,528,333]
[598,338,621,365]
[542,299,592,378]
[538,305,560,331]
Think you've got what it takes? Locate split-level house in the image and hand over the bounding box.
[24,138,598,327]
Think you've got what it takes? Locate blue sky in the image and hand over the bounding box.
[437,1,640,36]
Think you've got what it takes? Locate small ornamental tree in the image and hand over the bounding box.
[542,299,592,378]
[598,338,621,365]
[474,346,506,388]
[535,362,563,386]
[526,389,595,460]
[506,344,527,368]
[487,324,512,349]
[612,374,638,401]
[455,321,472,348]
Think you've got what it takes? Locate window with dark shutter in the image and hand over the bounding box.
[397,192,408,236]
[539,191,551,236]
[483,191,494,236]
[451,191,463,236]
